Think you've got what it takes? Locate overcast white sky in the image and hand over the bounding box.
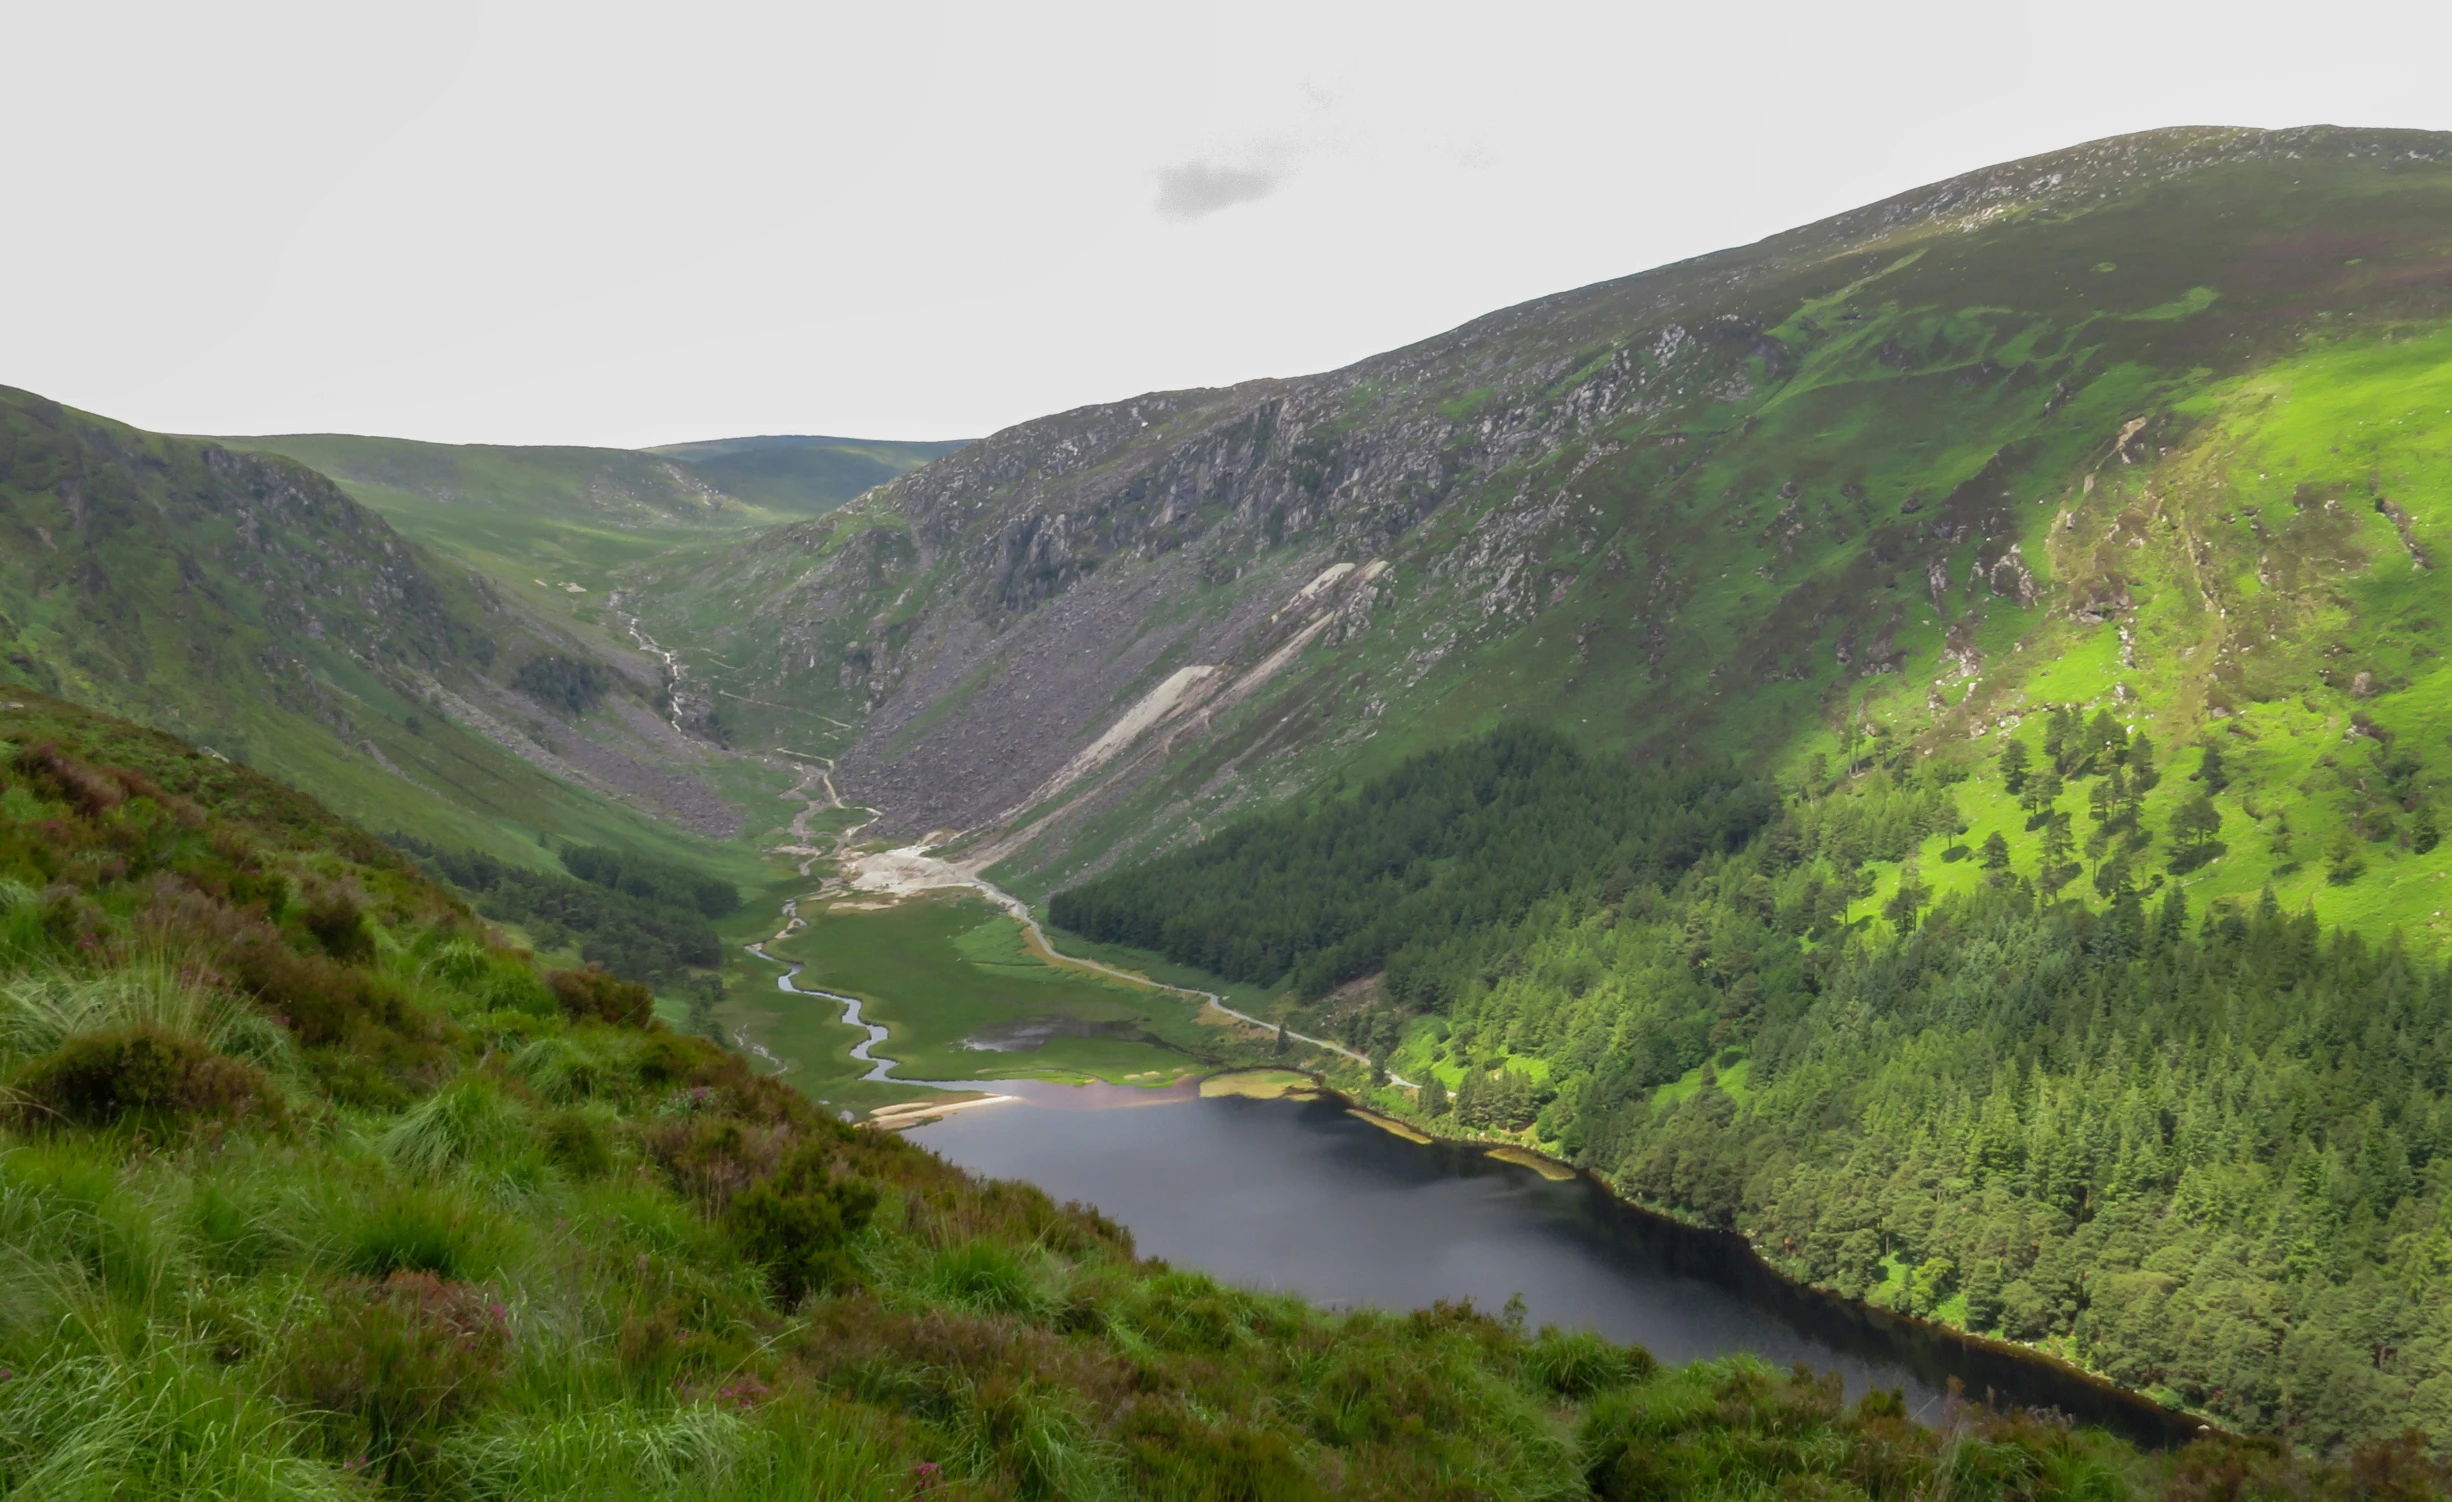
[7,0,2447,448]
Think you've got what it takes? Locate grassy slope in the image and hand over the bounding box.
[6,692,2356,1501]
[1855,322,2452,934]
[0,388,721,871]
[643,433,969,516]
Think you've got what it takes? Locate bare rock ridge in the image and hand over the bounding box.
[631,125,2452,891]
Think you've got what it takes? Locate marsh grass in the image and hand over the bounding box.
[0,958,270,1063]
[377,1076,526,1178]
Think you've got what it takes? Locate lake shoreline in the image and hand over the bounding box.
[1253,1066,2219,1450]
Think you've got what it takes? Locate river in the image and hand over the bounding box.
[908,1087,2204,1448]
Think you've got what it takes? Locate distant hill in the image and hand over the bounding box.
[644,433,971,517]
[220,431,966,685]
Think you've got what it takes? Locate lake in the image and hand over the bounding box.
[909,1088,2203,1447]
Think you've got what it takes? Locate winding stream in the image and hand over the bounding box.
[743,897,898,1084]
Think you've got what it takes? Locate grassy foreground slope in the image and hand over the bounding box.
[5,699,2404,1499]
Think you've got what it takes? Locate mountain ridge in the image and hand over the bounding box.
[629,124,2452,910]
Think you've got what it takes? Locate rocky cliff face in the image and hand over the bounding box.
[632,126,2452,893]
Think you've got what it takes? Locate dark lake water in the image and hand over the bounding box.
[909,1090,2202,1447]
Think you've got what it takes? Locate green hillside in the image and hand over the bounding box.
[21,119,2452,1478]
[12,694,2401,1499]
[0,389,730,868]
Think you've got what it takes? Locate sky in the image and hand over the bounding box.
[7,0,2449,449]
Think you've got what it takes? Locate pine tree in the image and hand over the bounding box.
[1980,830,2012,874]
[1883,859,1930,931]
[2197,740,2230,792]
[2327,826,2367,885]
[2039,811,2077,894]
[2042,706,2082,772]
[1421,1072,1450,1117]
[2087,709,2128,771]
[2170,791,2222,870]
[1455,1067,1485,1129]
[1999,738,2032,795]
[2155,887,2188,948]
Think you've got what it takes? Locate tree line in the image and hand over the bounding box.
[1050,723,1774,999]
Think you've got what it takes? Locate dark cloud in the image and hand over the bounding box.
[1155,161,1286,221]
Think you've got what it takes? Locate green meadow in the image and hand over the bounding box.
[761,893,1210,1090]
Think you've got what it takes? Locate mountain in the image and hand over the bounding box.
[12,692,2380,1501]
[0,389,734,861]
[627,125,2452,924]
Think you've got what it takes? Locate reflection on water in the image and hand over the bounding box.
[909,1092,2202,1447]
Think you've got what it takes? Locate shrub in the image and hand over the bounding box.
[546,965,652,1027]
[10,1025,275,1127]
[541,1109,613,1179]
[632,1030,697,1086]
[1525,1327,1655,1397]
[1127,1271,1254,1354]
[299,889,374,963]
[229,932,423,1050]
[346,1187,482,1279]
[1122,1405,1326,1502]
[510,1036,613,1101]
[278,1270,509,1479]
[379,1074,524,1177]
[511,654,613,717]
[726,1145,879,1305]
[916,1241,1053,1321]
[13,741,128,817]
[645,1115,791,1204]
